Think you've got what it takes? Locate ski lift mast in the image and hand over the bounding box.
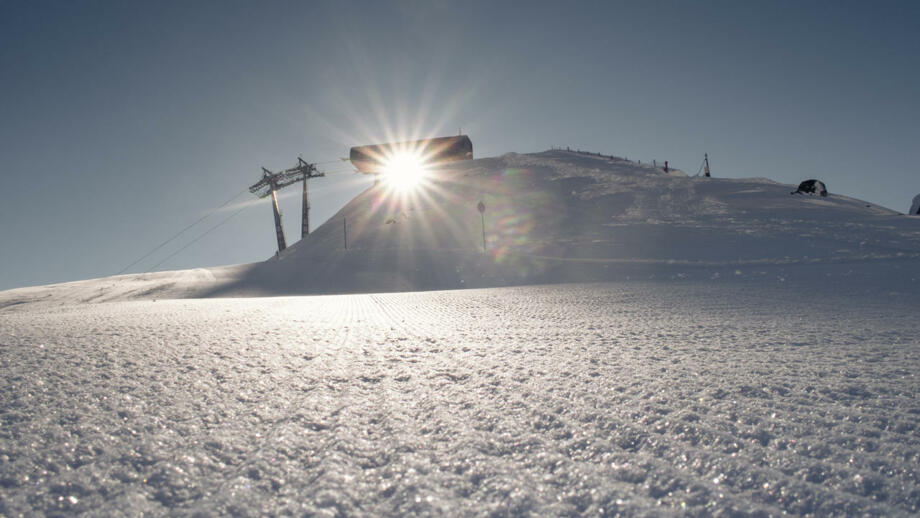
[249,158,324,254]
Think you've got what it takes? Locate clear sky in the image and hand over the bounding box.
[1,0,918,291]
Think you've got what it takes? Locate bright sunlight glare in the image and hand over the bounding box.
[383,151,428,192]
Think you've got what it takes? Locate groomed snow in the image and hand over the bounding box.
[1,282,918,516]
[1,150,919,515]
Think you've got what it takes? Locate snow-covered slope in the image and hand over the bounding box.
[2,150,919,516]
[3,149,917,305]
[1,149,917,312]
[0,265,247,309]
[2,283,919,516]
[205,150,920,297]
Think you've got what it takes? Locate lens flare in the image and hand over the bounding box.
[383,151,428,192]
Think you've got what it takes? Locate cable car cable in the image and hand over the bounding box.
[118,157,355,275]
[146,205,249,272]
[115,187,249,275]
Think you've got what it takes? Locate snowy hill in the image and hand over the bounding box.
[3,149,919,307]
[2,150,920,516]
[216,150,917,296]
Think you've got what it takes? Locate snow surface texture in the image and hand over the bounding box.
[2,282,919,516]
[1,150,919,515]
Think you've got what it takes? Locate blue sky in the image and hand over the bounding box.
[1,0,918,290]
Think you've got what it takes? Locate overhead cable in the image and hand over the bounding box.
[146,205,249,272]
[115,187,249,275]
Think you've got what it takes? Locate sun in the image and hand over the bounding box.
[382,151,428,192]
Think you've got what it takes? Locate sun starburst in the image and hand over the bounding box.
[382,151,428,193]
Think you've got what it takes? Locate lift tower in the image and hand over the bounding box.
[249,158,324,254]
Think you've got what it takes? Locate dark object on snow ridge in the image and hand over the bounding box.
[910,194,920,215]
[792,179,828,197]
